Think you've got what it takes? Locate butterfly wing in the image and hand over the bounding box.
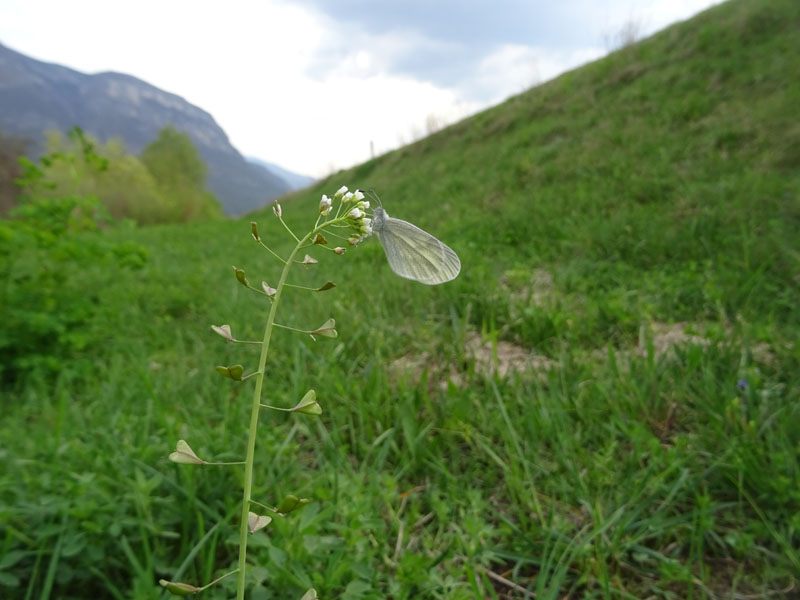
[376,215,461,285]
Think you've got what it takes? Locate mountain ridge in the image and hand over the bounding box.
[247,156,315,191]
[0,41,289,215]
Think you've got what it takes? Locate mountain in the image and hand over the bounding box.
[247,156,315,191]
[0,42,289,215]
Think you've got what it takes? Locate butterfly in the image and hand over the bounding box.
[371,206,461,285]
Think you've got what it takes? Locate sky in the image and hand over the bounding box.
[0,0,719,178]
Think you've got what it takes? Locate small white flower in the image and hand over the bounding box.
[342,191,354,203]
[273,203,282,217]
[334,186,348,198]
[333,247,346,255]
[319,194,332,215]
[359,200,370,209]
[349,208,363,219]
[354,190,365,201]
[363,218,373,234]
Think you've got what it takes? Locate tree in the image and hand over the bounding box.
[140,125,222,221]
[0,130,29,214]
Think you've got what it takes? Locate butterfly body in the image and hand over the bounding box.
[372,207,460,285]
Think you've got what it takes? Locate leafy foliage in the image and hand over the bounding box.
[0,127,147,383]
[35,126,222,224]
[0,130,28,214]
[141,125,222,222]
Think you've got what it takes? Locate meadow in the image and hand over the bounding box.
[2,0,799,598]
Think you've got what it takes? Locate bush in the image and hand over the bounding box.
[0,128,148,384]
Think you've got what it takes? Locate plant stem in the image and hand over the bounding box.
[199,568,239,592]
[235,216,346,599]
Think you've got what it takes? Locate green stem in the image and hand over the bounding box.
[257,239,287,264]
[272,322,312,334]
[278,215,300,243]
[235,216,347,600]
[249,498,276,513]
[199,568,239,592]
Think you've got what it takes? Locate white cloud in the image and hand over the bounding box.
[232,72,469,177]
[470,43,604,105]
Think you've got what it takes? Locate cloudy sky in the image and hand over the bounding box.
[1,0,718,178]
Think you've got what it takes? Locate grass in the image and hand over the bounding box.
[2,0,800,598]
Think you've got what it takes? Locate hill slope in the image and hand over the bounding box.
[288,0,799,333]
[0,42,290,215]
[3,1,799,598]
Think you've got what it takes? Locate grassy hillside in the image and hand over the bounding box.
[2,0,799,598]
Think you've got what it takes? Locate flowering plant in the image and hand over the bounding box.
[160,186,373,600]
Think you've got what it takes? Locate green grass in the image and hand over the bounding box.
[2,0,800,597]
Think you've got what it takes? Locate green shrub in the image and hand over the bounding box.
[0,128,147,384]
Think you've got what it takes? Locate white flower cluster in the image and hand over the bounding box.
[322,186,373,247]
[345,189,372,246]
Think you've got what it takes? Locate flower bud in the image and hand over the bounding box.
[349,208,363,219]
[333,247,346,255]
[233,266,249,287]
[211,324,234,341]
[334,185,348,198]
[276,494,312,515]
[319,195,332,215]
[160,579,201,596]
[272,203,282,217]
[216,364,245,380]
[250,221,260,241]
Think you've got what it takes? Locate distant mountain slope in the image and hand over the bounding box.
[0,42,289,215]
[247,157,315,191]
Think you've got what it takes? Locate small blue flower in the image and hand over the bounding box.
[737,379,748,389]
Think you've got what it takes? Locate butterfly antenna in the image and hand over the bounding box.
[369,189,383,207]
[357,189,383,208]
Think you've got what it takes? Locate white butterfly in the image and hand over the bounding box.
[372,207,461,285]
